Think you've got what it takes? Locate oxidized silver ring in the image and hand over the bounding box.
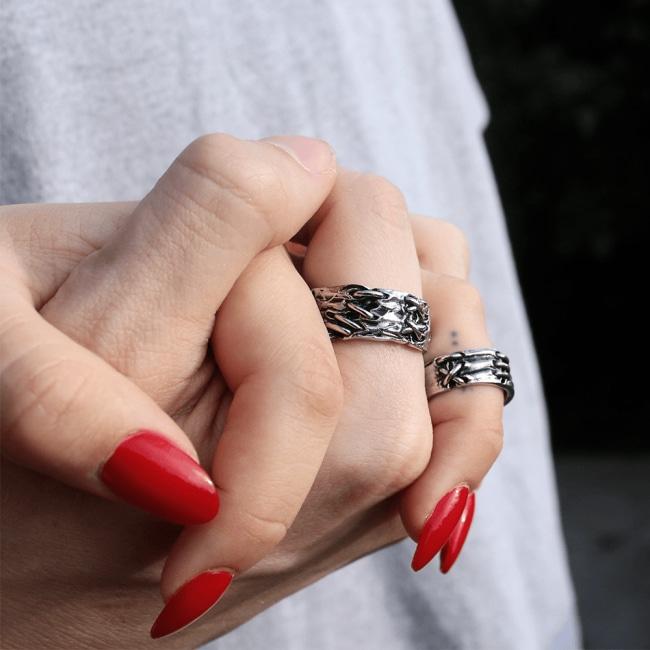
[311,284,431,352]
[424,348,514,405]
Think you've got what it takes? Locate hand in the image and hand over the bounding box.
[1,134,339,529]
[158,168,504,640]
[0,139,503,648]
[1,132,343,647]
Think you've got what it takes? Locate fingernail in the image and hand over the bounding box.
[150,570,234,639]
[100,430,219,526]
[411,483,469,572]
[440,491,476,574]
[261,135,335,173]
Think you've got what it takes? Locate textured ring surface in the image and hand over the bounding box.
[424,348,514,405]
[311,284,431,352]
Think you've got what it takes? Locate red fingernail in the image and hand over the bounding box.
[411,484,469,571]
[440,491,476,574]
[100,430,219,525]
[150,570,234,639]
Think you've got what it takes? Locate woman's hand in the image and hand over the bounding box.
[0,136,503,647]
[1,133,341,526]
[2,132,346,646]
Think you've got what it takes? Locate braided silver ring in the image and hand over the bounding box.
[424,348,514,405]
[311,284,431,352]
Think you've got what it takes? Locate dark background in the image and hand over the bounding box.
[452,1,649,648]
[453,0,647,452]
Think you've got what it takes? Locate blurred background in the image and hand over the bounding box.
[452,1,649,648]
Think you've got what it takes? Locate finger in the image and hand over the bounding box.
[151,246,343,638]
[301,170,432,500]
[398,215,504,574]
[288,213,470,281]
[39,134,336,395]
[0,202,135,308]
[410,213,470,279]
[0,286,218,526]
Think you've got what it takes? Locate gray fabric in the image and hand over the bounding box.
[0,1,582,648]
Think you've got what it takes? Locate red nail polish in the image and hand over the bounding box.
[440,491,476,574]
[411,484,469,571]
[150,570,234,639]
[100,431,219,525]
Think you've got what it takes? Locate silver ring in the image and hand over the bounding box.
[311,284,431,352]
[424,348,514,405]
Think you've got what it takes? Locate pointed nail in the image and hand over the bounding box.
[440,491,476,574]
[150,570,234,639]
[411,484,469,571]
[101,430,219,525]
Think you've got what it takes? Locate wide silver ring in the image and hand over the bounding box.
[311,284,431,352]
[424,348,514,405]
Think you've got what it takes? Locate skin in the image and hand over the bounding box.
[0,134,503,648]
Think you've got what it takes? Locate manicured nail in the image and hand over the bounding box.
[150,570,234,639]
[261,135,335,173]
[100,430,219,526]
[411,484,470,572]
[440,491,476,574]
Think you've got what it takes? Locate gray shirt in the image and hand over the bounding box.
[0,1,582,648]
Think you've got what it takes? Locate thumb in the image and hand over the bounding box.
[0,289,218,526]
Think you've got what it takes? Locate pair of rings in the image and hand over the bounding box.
[311,284,514,406]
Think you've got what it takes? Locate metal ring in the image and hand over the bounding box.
[424,348,514,405]
[311,284,431,352]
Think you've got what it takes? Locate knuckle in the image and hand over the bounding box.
[171,133,289,245]
[438,220,470,260]
[340,411,432,501]
[187,132,233,157]
[453,278,485,313]
[380,418,433,492]
[420,218,471,271]
[181,132,240,174]
[237,504,290,548]
[351,173,409,231]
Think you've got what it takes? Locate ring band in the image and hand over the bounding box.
[311,284,431,352]
[424,348,514,405]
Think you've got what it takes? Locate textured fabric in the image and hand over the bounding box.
[0,1,582,648]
